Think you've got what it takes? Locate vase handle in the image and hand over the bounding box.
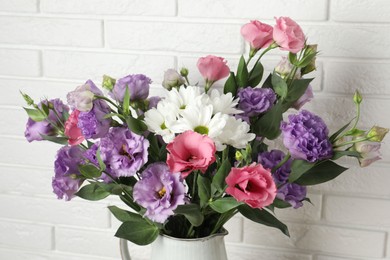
[120,239,132,260]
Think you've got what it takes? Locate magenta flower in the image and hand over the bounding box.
[133,163,186,223]
[64,110,85,146]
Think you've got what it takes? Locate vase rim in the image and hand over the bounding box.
[159,228,228,242]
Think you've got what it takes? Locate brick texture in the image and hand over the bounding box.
[1,1,390,259]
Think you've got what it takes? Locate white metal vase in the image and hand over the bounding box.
[120,230,229,260]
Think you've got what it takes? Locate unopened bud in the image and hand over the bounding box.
[367,125,389,142]
[235,151,243,161]
[20,91,35,106]
[180,67,189,77]
[353,90,363,105]
[275,57,301,79]
[102,75,116,91]
[162,69,185,90]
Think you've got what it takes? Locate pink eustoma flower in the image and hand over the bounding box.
[166,131,216,178]
[241,20,273,50]
[64,110,85,146]
[197,55,230,84]
[273,17,305,54]
[226,163,277,209]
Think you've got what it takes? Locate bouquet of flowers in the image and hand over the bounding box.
[22,17,388,245]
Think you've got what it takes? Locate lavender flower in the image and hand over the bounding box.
[148,96,162,109]
[133,163,186,223]
[280,110,333,162]
[277,183,307,209]
[25,99,69,142]
[109,74,151,102]
[237,87,276,117]
[52,146,84,201]
[78,100,111,139]
[258,150,292,184]
[99,127,149,179]
[292,85,314,110]
[67,80,102,112]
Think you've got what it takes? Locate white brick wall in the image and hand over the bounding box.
[1,1,390,259]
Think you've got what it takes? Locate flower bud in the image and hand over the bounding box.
[275,57,301,79]
[235,150,243,162]
[353,140,382,167]
[180,67,189,77]
[20,91,35,106]
[353,90,363,105]
[102,75,116,92]
[367,125,389,142]
[301,45,317,75]
[162,69,185,90]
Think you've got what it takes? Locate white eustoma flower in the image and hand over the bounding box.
[170,103,228,141]
[165,85,203,110]
[144,101,178,143]
[215,116,256,150]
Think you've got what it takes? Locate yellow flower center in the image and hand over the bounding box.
[157,187,167,198]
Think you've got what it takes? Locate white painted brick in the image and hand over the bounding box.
[0,137,62,168]
[41,0,176,16]
[275,193,322,222]
[0,248,118,260]
[244,220,386,257]
[43,50,175,82]
[0,0,38,13]
[0,48,40,77]
[303,24,390,59]
[0,165,52,195]
[0,16,103,47]
[317,255,372,260]
[331,0,390,23]
[311,164,390,197]
[0,219,52,250]
[226,244,312,260]
[0,107,28,137]
[179,0,328,21]
[0,194,110,228]
[55,226,151,258]
[0,78,77,107]
[224,215,243,243]
[105,21,242,54]
[324,60,390,95]
[324,195,390,227]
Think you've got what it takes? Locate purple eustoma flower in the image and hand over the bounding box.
[280,110,333,162]
[109,74,151,102]
[25,99,69,142]
[99,127,149,180]
[133,163,186,223]
[237,87,276,117]
[277,183,307,209]
[258,150,292,184]
[52,146,84,201]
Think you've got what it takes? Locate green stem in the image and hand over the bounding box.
[248,43,277,79]
[333,136,373,148]
[184,76,191,86]
[94,95,120,109]
[272,153,291,173]
[186,224,195,238]
[351,102,361,130]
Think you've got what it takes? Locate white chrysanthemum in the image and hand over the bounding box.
[165,85,204,110]
[206,89,242,115]
[215,116,256,150]
[170,104,228,140]
[144,102,178,143]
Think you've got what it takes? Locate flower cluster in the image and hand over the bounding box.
[22,16,388,245]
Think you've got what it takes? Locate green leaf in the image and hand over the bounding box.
[282,78,313,111]
[236,56,249,87]
[174,204,204,227]
[120,194,141,212]
[272,198,292,209]
[248,62,264,87]
[288,52,298,65]
[223,72,238,96]
[271,73,288,99]
[288,159,315,183]
[125,116,148,135]
[115,220,159,245]
[261,74,273,89]
[332,150,361,160]
[329,118,354,143]
[40,102,50,116]
[108,205,142,222]
[209,197,243,213]
[211,159,231,194]
[76,183,110,201]
[78,164,102,179]
[96,182,124,195]
[40,134,68,145]
[123,86,130,115]
[294,160,348,186]
[103,112,125,120]
[344,128,366,137]
[297,52,317,68]
[23,107,47,122]
[197,175,211,207]
[96,149,106,171]
[253,102,283,140]
[238,205,289,236]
